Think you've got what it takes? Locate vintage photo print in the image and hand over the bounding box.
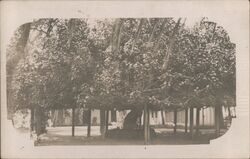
[1,1,249,158]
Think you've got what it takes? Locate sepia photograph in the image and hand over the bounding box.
[1,1,249,158]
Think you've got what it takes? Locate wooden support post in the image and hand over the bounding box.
[189,107,194,138]
[87,108,91,137]
[144,105,150,144]
[196,107,200,135]
[72,107,75,137]
[185,108,188,133]
[161,110,165,125]
[173,109,177,134]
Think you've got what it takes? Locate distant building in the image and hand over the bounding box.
[50,106,232,128]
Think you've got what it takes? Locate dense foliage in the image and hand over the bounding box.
[7,18,236,113]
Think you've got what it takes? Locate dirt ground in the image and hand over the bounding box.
[36,126,227,146]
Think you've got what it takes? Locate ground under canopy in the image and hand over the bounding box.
[34,126,227,146]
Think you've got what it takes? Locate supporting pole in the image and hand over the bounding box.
[196,107,200,135]
[189,107,194,138]
[215,106,220,136]
[105,110,109,134]
[173,109,177,134]
[228,107,231,120]
[30,108,35,132]
[87,108,91,137]
[72,107,75,137]
[185,108,188,133]
[144,105,150,144]
[161,110,165,125]
[147,109,150,142]
[100,109,105,137]
[30,108,35,139]
[35,107,42,136]
[202,108,205,126]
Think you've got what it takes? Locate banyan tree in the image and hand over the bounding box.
[7,18,236,144]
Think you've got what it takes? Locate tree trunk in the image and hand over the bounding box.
[143,105,150,144]
[105,110,109,133]
[173,109,177,134]
[161,110,165,125]
[152,19,169,53]
[196,107,200,135]
[87,109,91,137]
[162,18,181,70]
[30,108,35,132]
[34,107,46,136]
[72,107,75,137]
[202,108,205,126]
[100,109,105,137]
[185,108,188,133]
[228,107,232,121]
[131,19,144,52]
[215,106,221,136]
[7,23,31,119]
[148,19,159,42]
[123,109,142,130]
[111,109,117,122]
[189,107,194,138]
[112,19,123,55]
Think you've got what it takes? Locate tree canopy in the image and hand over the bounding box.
[7,18,236,113]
